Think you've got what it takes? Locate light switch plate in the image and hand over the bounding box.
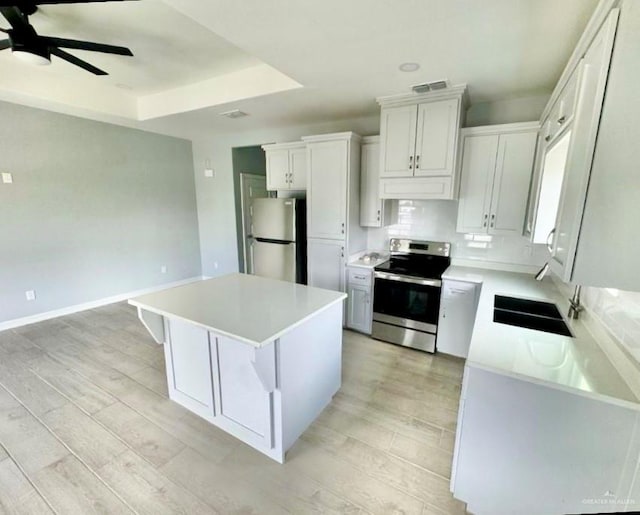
[204,168,215,178]
[25,290,36,301]
[2,173,12,184]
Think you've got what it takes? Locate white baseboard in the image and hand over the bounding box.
[0,276,205,332]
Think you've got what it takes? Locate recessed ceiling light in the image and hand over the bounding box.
[399,62,420,72]
[220,109,249,119]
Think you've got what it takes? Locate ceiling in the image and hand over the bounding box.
[0,0,599,138]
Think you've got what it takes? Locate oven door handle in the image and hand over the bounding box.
[374,271,442,287]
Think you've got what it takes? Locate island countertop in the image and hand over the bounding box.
[128,273,346,348]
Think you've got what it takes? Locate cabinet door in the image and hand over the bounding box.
[165,319,215,420]
[360,141,382,227]
[347,284,371,334]
[212,335,274,448]
[289,147,307,190]
[307,140,348,240]
[550,12,617,281]
[265,149,290,190]
[414,98,459,177]
[379,105,417,177]
[456,134,498,233]
[489,131,538,236]
[307,238,345,292]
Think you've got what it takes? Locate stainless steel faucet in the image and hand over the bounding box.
[568,285,583,320]
[535,262,549,281]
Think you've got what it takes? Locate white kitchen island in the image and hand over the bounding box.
[128,273,346,463]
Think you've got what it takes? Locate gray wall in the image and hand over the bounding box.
[0,101,201,323]
[232,145,266,272]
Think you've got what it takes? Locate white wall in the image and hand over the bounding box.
[0,101,201,324]
[192,115,379,277]
[466,94,549,127]
[367,200,547,269]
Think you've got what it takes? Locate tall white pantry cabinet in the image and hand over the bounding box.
[303,132,367,295]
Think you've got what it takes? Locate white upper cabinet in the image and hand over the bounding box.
[548,11,618,283]
[306,139,348,240]
[262,142,307,191]
[360,136,398,227]
[379,106,418,177]
[457,123,538,236]
[377,87,465,200]
[414,99,459,177]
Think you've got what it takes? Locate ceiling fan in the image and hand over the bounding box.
[0,0,136,75]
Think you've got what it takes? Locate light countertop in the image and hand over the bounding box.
[348,250,390,269]
[128,273,346,348]
[443,266,638,407]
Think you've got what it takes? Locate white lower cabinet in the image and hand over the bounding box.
[452,365,640,514]
[437,280,480,358]
[164,319,215,420]
[165,319,276,454]
[213,336,274,449]
[307,238,345,292]
[346,267,372,334]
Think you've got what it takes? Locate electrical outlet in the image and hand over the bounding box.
[160,265,167,274]
[204,168,215,178]
[2,173,13,184]
[25,290,36,301]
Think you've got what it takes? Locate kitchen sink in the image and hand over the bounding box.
[493,295,573,337]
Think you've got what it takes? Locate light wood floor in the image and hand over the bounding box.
[0,303,467,514]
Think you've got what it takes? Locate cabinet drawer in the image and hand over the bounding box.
[379,176,452,199]
[348,268,372,287]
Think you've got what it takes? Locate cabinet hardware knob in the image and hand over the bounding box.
[415,155,420,169]
[557,116,566,125]
[545,135,551,142]
[483,213,488,228]
[409,155,413,170]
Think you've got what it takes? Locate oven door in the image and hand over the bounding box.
[372,272,442,332]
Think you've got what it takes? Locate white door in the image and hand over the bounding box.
[379,105,417,177]
[289,147,307,190]
[414,98,459,177]
[347,285,370,333]
[360,140,382,227]
[307,140,348,240]
[240,174,268,274]
[456,134,498,234]
[489,131,538,236]
[307,238,345,292]
[265,149,290,190]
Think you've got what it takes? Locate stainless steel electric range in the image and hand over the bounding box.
[372,238,451,353]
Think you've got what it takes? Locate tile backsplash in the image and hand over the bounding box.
[583,286,640,363]
[367,200,547,267]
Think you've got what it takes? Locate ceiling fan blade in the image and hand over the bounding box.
[42,36,132,55]
[0,0,138,5]
[50,46,107,75]
[0,6,30,32]
[0,38,10,50]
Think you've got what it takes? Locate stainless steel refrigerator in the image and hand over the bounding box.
[250,198,307,284]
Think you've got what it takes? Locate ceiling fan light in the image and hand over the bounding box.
[12,49,51,66]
